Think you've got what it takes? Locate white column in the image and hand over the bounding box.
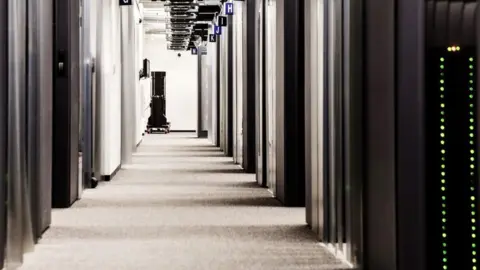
[120,6,136,164]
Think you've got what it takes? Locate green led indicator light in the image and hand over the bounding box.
[439,57,449,268]
[469,56,478,269]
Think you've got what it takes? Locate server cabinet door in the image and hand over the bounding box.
[52,0,80,208]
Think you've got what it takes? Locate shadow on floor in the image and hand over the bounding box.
[132,152,227,158]
[43,224,316,243]
[108,180,260,189]
[73,195,282,208]
[121,167,245,174]
[131,157,234,165]
[137,147,222,152]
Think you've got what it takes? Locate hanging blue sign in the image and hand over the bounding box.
[225,3,234,15]
[214,25,222,35]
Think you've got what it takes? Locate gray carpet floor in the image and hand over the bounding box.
[19,133,348,270]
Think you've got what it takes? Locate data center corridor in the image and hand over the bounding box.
[18,133,346,270]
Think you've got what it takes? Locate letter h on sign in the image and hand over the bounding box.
[225,3,234,15]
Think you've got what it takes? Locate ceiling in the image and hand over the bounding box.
[139,0,224,51]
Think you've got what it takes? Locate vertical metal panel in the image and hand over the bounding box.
[6,0,35,266]
[233,22,238,162]
[93,0,104,178]
[396,0,426,269]
[317,0,327,242]
[333,0,344,251]
[226,11,234,157]
[28,0,54,239]
[306,0,325,239]
[313,0,323,238]
[255,0,267,185]
[197,52,202,136]
[216,37,221,147]
[82,0,94,188]
[265,0,277,195]
[237,2,244,165]
[120,5,135,164]
[364,0,397,268]
[219,25,226,151]
[209,27,219,146]
[201,53,210,135]
[326,0,338,243]
[343,0,364,264]
[233,1,244,164]
[0,0,7,267]
[36,0,54,232]
[304,0,313,226]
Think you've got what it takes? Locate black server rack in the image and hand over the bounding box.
[52,0,80,208]
[148,71,170,133]
[425,1,478,268]
[363,0,479,269]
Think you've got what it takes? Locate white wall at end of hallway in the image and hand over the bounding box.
[143,36,198,131]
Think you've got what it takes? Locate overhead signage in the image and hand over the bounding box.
[119,0,133,6]
[214,25,222,35]
[218,16,227,27]
[209,34,216,42]
[225,3,234,15]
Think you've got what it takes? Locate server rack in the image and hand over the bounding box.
[52,0,80,208]
[424,1,478,268]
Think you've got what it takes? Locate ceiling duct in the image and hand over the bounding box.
[167,0,222,51]
[163,0,198,51]
[144,0,223,51]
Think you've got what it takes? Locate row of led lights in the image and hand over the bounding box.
[439,54,478,269]
[468,56,478,269]
[439,56,448,270]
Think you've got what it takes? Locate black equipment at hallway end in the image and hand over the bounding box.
[147,71,171,134]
